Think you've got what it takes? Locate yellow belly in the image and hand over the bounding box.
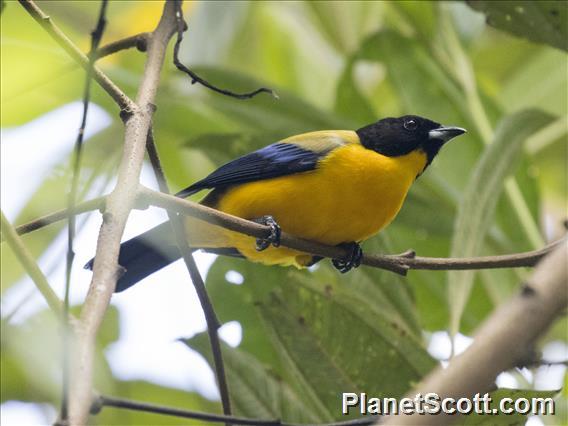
[195,143,427,267]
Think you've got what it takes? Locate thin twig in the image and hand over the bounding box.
[0,196,106,240]
[62,1,108,422]
[145,128,232,418]
[382,242,568,426]
[172,1,277,100]
[138,187,563,276]
[95,32,149,59]
[95,394,276,425]
[538,359,568,367]
[94,394,378,426]
[1,211,62,315]
[7,189,561,277]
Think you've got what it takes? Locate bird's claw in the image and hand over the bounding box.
[255,215,281,251]
[332,242,363,273]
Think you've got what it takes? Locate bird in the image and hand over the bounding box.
[86,115,466,292]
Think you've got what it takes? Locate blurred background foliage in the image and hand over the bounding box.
[1,1,566,425]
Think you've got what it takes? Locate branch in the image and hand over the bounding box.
[61,1,108,422]
[18,0,134,111]
[6,188,561,277]
[95,32,149,59]
[382,241,568,426]
[20,0,180,422]
[1,210,62,315]
[95,394,276,426]
[145,129,232,417]
[138,187,563,276]
[171,1,277,100]
[93,394,378,426]
[0,196,106,241]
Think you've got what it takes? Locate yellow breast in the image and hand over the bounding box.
[206,134,427,267]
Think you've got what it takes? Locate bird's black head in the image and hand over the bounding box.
[356,115,466,171]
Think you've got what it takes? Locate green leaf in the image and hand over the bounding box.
[306,1,384,54]
[1,4,83,125]
[463,388,561,425]
[203,258,436,421]
[448,109,554,335]
[1,305,119,404]
[257,277,436,417]
[201,259,283,369]
[501,49,568,117]
[184,333,320,424]
[466,1,568,51]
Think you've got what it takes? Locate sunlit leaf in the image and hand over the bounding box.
[448,109,554,335]
[1,305,119,404]
[203,258,436,420]
[185,333,321,423]
[466,1,568,51]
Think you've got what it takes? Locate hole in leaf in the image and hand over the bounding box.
[218,321,242,347]
[225,270,244,285]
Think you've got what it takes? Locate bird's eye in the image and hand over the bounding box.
[404,119,418,131]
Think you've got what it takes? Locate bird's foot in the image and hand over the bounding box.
[254,215,281,251]
[332,242,363,273]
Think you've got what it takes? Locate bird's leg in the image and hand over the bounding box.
[254,215,282,251]
[332,242,363,273]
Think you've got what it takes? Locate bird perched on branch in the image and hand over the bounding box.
[86,115,465,292]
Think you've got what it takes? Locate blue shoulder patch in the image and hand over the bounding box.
[176,142,328,198]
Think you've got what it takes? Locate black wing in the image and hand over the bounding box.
[176,142,328,198]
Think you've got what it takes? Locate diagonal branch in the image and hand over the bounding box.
[139,187,563,276]
[17,1,181,423]
[1,210,62,315]
[145,129,232,417]
[0,196,105,241]
[382,241,568,425]
[61,1,108,422]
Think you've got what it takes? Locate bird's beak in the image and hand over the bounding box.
[428,126,467,143]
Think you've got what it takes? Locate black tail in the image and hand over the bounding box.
[85,222,181,293]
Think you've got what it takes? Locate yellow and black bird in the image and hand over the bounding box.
[87,115,465,292]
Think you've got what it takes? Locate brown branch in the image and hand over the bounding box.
[399,244,561,272]
[0,196,106,241]
[382,241,568,426]
[6,189,561,277]
[95,32,149,59]
[15,0,181,423]
[138,187,562,276]
[145,129,232,418]
[95,394,277,425]
[18,0,134,111]
[94,394,378,426]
